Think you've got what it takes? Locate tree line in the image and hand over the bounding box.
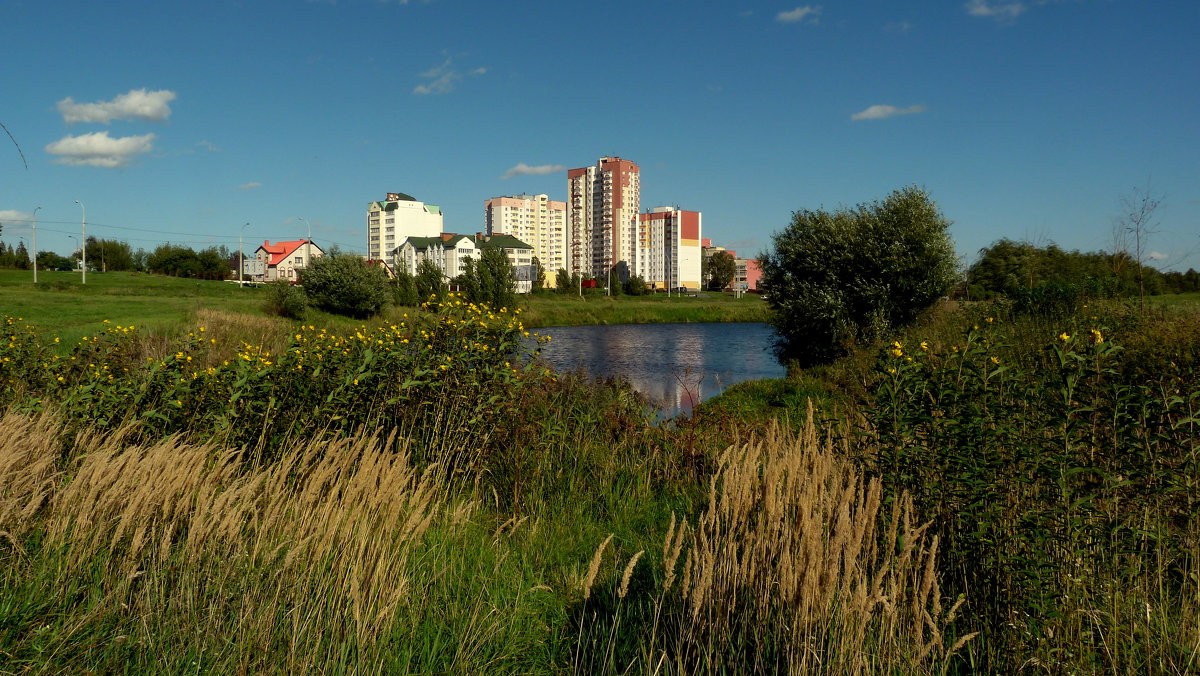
[965,238,1199,304]
[0,237,239,280]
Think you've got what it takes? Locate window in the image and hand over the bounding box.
[295,256,303,264]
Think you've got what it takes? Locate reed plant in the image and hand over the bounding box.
[572,415,973,675]
[0,413,447,673]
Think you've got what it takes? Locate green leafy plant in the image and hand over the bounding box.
[263,279,307,319]
[759,186,957,367]
[300,255,390,319]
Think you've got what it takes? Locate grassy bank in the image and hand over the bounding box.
[0,271,770,343]
[0,300,960,674]
[520,291,770,328]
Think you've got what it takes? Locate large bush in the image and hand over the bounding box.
[263,280,307,320]
[759,186,956,367]
[300,255,390,319]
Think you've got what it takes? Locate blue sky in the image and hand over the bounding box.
[2,0,1197,272]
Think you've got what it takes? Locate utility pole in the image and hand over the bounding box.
[32,206,41,283]
[74,200,86,284]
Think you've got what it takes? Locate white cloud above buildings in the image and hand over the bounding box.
[44,131,156,168]
[850,104,927,121]
[238,182,263,190]
[56,88,177,124]
[776,5,821,24]
[500,163,566,179]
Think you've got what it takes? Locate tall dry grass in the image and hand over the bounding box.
[576,410,974,675]
[0,410,450,673]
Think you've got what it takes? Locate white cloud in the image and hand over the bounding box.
[238,182,263,190]
[1148,251,1169,261]
[196,140,219,152]
[965,0,1027,21]
[44,131,156,167]
[777,5,821,24]
[57,88,177,124]
[501,163,566,180]
[850,104,927,121]
[885,20,913,32]
[413,56,486,95]
[0,209,34,225]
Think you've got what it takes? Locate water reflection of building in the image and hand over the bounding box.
[538,324,723,415]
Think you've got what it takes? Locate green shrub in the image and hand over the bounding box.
[623,275,649,296]
[415,258,446,300]
[392,269,420,306]
[263,280,307,320]
[759,186,957,367]
[300,255,389,319]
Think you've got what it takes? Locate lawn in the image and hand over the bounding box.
[0,269,266,343]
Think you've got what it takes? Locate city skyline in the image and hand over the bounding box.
[1,1,1197,272]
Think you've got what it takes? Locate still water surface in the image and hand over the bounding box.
[532,322,785,417]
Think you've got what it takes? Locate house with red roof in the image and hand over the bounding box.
[253,239,324,282]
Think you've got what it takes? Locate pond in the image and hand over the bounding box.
[530,322,785,417]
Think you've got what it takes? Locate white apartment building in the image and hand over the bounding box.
[637,207,703,291]
[484,193,567,286]
[393,233,535,293]
[366,192,443,262]
[567,156,640,278]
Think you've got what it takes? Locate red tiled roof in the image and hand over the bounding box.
[258,239,309,266]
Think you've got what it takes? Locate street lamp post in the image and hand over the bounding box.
[74,200,86,284]
[239,222,249,286]
[32,206,41,284]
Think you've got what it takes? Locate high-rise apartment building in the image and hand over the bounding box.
[366,192,443,261]
[637,207,702,291]
[484,193,567,286]
[567,157,640,278]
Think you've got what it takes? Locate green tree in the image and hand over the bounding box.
[84,237,136,272]
[705,251,737,291]
[607,262,628,296]
[415,257,446,300]
[624,274,649,296]
[36,250,74,270]
[555,268,572,294]
[474,247,517,309]
[455,257,481,304]
[300,255,390,319]
[147,244,201,277]
[531,256,546,293]
[759,186,957,367]
[391,269,420,306]
[12,241,30,270]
